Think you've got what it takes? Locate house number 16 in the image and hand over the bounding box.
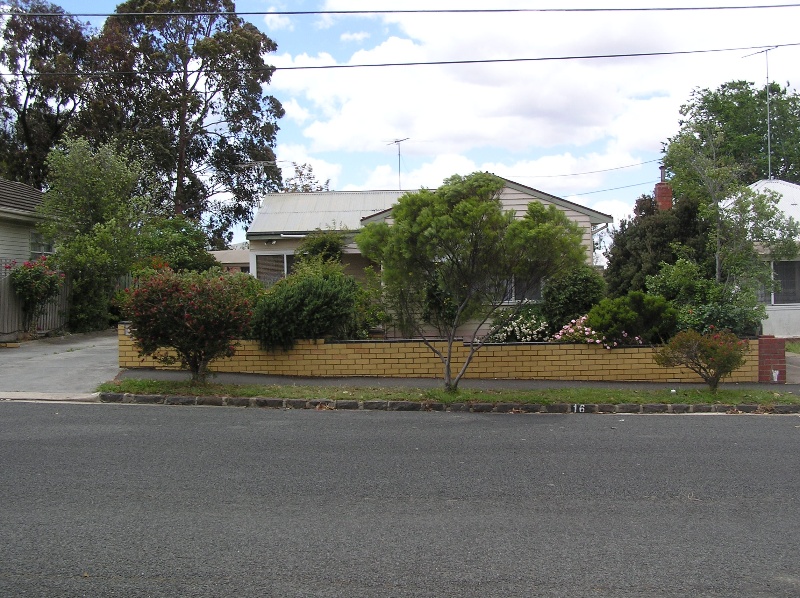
[572,404,586,413]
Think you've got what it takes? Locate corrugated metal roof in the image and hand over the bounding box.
[0,177,43,214]
[750,179,800,222]
[210,249,250,265]
[248,190,404,236]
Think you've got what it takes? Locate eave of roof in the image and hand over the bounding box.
[0,205,42,224]
[499,178,614,225]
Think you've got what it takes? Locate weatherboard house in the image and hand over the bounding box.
[752,178,800,337]
[246,176,613,290]
[0,177,50,267]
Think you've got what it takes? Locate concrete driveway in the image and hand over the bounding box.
[0,329,120,400]
[787,351,800,384]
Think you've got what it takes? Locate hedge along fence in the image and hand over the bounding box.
[118,324,773,384]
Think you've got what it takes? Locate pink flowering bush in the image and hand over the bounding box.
[552,316,604,345]
[552,315,643,350]
[8,256,65,335]
[122,270,259,383]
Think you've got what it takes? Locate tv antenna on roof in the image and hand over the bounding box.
[388,138,409,190]
[743,46,778,179]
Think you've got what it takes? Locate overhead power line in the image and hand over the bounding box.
[3,5,800,17]
[514,159,660,179]
[275,42,800,71]
[569,180,658,196]
[1,42,797,79]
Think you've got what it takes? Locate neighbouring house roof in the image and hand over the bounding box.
[210,249,250,266]
[0,177,44,223]
[247,190,404,240]
[750,179,800,222]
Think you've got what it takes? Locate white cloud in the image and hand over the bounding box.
[263,8,293,32]
[281,98,311,124]
[275,144,342,188]
[263,0,800,228]
[340,31,370,43]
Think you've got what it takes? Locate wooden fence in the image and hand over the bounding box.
[0,265,69,342]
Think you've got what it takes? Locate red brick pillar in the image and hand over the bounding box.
[758,336,786,383]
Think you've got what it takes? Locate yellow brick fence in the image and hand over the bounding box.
[117,324,766,384]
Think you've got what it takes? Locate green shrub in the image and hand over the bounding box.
[123,270,255,382]
[296,229,347,263]
[653,329,749,392]
[646,258,764,336]
[485,303,549,342]
[252,257,361,350]
[542,264,606,334]
[586,291,677,346]
[7,256,64,335]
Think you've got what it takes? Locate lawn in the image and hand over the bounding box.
[97,378,800,407]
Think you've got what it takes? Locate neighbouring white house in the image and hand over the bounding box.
[752,178,800,337]
[210,249,251,274]
[0,177,50,268]
[246,176,613,288]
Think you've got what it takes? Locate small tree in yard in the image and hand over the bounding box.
[356,172,586,391]
[123,270,257,383]
[8,256,64,335]
[653,329,749,392]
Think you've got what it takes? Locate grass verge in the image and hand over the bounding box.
[97,378,800,406]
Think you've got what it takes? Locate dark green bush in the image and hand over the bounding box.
[654,329,749,392]
[252,258,361,350]
[123,270,256,382]
[542,264,606,334]
[645,258,764,336]
[586,291,677,345]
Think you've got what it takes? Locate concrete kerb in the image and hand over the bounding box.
[0,392,101,403]
[91,392,800,414]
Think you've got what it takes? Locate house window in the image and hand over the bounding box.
[773,261,800,304]
[502,277,542,303]
[255,254,296,286]
[30,232,54,259]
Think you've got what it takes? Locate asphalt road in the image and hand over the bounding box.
[1,403,799,597]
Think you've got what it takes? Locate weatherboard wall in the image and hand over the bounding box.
[117,324,761,384]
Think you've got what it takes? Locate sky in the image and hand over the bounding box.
[55,1,800,246]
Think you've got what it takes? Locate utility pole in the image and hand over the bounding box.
[388,138,409,190]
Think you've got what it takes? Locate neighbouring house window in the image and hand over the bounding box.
[30,232,54,259]
[255,254,296,286]
[773,261,800,304]
[500,277,542,303]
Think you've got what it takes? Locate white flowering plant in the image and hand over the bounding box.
[485,304,550,343]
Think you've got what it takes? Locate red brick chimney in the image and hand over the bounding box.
[654,165,672,211]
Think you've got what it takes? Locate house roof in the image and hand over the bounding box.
[247,178,614,239]
[750,179,800,222]
[0,177,44,220]
[247,190,404,238]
